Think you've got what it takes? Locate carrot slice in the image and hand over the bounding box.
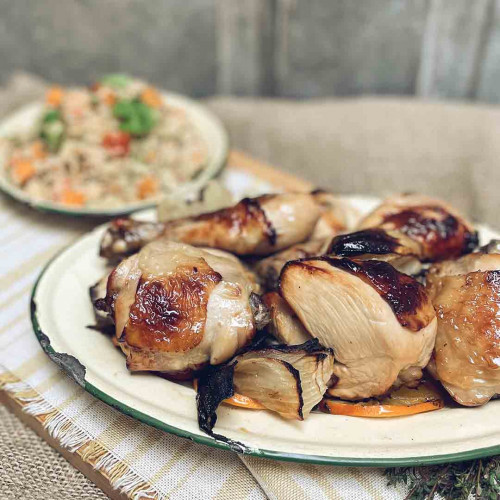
[31,140,46,159]
[46,86,64,107]
[192,380,265,410]
[104,92,116,107]
[12,160,36,185]
[140,87,162,108]
[60,189,86,206]
[319,398,443,417]
[319,382,444,418]
[136,175,158,199]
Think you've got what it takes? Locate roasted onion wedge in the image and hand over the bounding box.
[196,340,334,437]
[319,381,444,418]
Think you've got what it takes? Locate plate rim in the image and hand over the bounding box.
[29,235,500,467]
[0,92,229,218]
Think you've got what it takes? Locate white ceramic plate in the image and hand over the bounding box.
[31,199,500,466]
[0,93,228,217]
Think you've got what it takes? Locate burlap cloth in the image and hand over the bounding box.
[0,73,498,499]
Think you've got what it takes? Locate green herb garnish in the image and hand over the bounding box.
[39,109,65,152]
[113,99,156,137]
[100,74,131,89]
[386,457,499,499]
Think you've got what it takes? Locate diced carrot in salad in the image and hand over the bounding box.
[137,175,158,199]
[11,160,36,185]
[60,189,86,206]
[141,87,162,108]
[31,141,46,159]
[46,86,64,107]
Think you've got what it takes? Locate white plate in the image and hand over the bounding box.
[0,93,228,217]
[31,199,500,466]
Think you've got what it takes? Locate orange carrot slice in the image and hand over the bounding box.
[320,382,444,418]
[136,175,158,199]
[31,140,46,159]
[46,86,64,107]
[60,189,86,206]
[192,379,265,410]
[141,87,162,108]
[12,160,36,185]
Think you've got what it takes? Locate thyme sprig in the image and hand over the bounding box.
[385,456,499,499]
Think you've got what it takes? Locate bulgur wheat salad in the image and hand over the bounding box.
[0,75,209,208]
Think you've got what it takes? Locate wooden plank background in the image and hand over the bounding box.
[0,0,499,102]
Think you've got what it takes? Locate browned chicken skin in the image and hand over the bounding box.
[357,194,478,261]
[100,193,321,260]
[98,241,261,378]
[426,252,500,406]
[326,228,423,276]
[280,256,437,400]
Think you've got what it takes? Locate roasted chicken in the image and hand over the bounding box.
[357,193,478,261]
[96,240,262,378]
[426,252,500,406]
[327,229,423,276]
[100,193,321,260]
[280,256,437,399]
[254,239,327,290]
[263,291,311,345]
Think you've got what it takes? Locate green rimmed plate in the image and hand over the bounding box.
[0,93,229,217]
[30,200,500,466]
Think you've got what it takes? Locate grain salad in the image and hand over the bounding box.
[0,75,208,208]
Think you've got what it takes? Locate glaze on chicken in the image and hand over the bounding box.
[357,194,478,261]
[426,252,500,406]
[100,193,321,260]
[97,240,261,378]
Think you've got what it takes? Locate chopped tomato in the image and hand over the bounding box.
[46,86,64,107]
[140,87,162,108]
[11,160,36,185]
[60,189,86,206]
[136,175,158,199]
[102,131,130,157]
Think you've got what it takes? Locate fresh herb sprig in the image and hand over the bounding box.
[385,457,499,499]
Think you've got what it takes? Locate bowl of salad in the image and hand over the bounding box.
[0,74,228,216]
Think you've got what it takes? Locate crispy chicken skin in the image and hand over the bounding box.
[357,194,478,261]
[280,257,437,400]
[426,253,500,406]
[327,228,423,275]
[100,193,321,260]
[98,241,260,378]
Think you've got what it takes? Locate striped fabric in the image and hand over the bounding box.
[0,161,407,500]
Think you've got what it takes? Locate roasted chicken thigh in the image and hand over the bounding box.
[280,257,437,399]
[100,193,321,260]
[97,240,261,378]
[426,252,500,406]
[357,194,478,261]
